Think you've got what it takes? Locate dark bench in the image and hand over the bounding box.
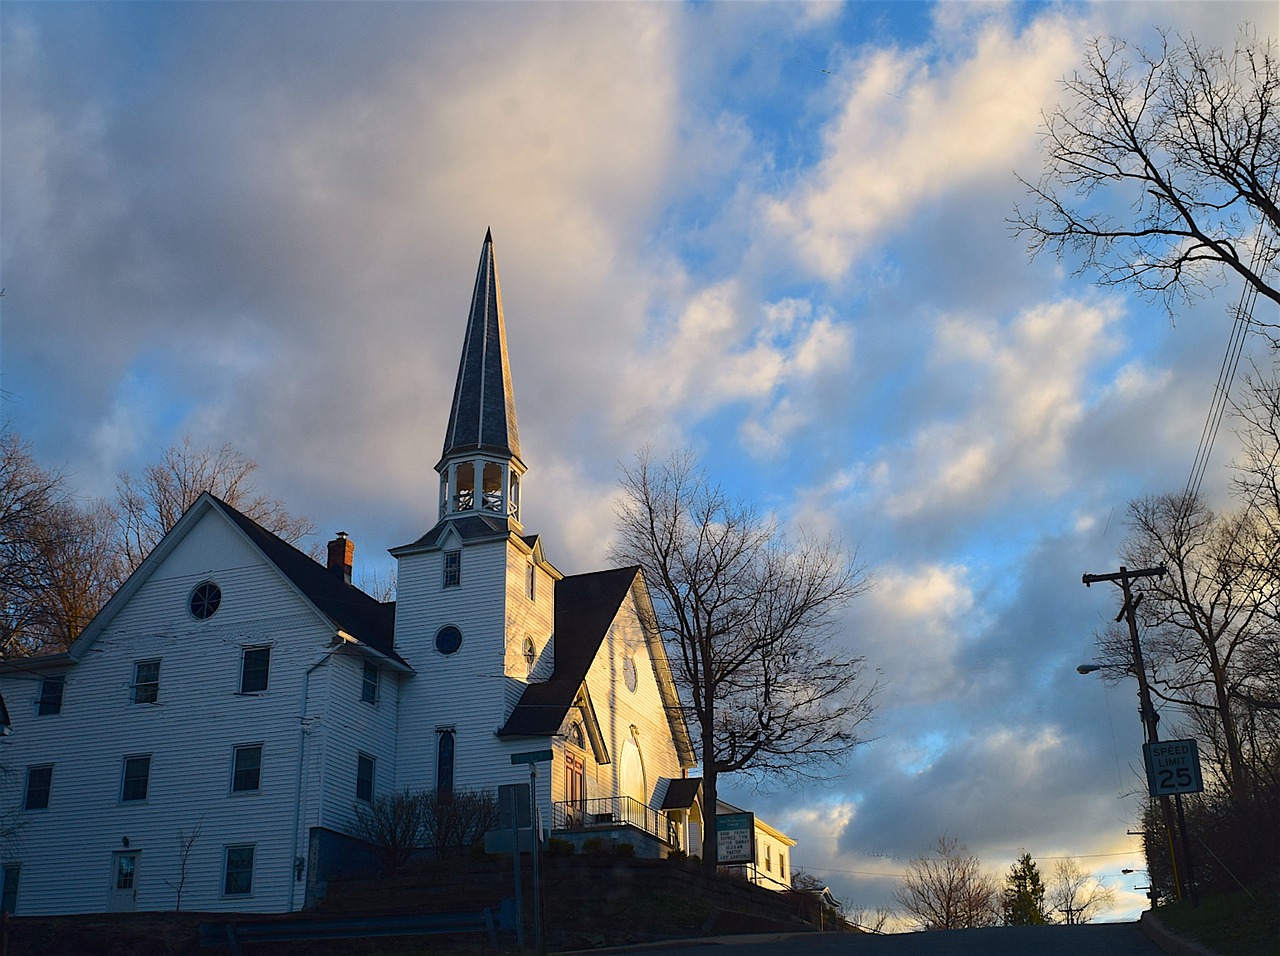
[199,909,497,954]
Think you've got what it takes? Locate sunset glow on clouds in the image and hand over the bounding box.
[3,0,1275,920]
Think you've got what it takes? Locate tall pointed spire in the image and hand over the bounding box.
[434,230,526,525]
[441,228,521,466]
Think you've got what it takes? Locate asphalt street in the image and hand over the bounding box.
[574,923,1169,956]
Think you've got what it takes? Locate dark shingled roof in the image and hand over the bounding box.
[661,777,703,811]
[213,497,405,667]
[394,513,531,553]
[497,566,640,737]
[441,229,521,467]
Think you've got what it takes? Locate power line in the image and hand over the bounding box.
[1182,230,1273,505]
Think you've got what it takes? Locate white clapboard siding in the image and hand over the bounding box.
[577,587,685,806]
[392,535,513,792]
[0,508,354,915]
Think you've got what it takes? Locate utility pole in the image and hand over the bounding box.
[1082,565,1188,904]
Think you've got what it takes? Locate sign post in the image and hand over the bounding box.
[511,750,552,955]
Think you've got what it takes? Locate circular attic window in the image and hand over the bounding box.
[189,581,222,620]
[435,625,463,655]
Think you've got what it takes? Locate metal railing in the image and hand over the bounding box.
[551,795,678,847]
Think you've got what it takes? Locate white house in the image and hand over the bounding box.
[0,231,791,916]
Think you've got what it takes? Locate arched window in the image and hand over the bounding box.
[567,721,586,750]
[523,637,536,675]
[436,729,455,795]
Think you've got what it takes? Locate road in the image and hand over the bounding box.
[575,923,1169,956]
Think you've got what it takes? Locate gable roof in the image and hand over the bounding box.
[68,493,405,668]
[440,228,522,469]
[213,498,404,666]
[497,565,640,738]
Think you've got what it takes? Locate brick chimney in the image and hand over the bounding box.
[327,532,354,585]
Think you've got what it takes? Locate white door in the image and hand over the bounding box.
[107,852,139,912]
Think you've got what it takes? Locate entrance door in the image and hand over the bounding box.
[565,753,585,827]
[108,851,139,912]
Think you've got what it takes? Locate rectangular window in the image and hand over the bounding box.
[121,755,151,802]
[239,646,271,694]
[232,745,263,793]
[356,752,375,803]
[527,563,536,601]
[442,550,461,588]
[23,766,52,811]
[131,660,160,704]
[1,863,19,915]
[361,662,379,704]
[36,675,65,716]
[223,845,254,896]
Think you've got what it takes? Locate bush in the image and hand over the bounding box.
[547,838,576,857]
[615,843,636,858]
[582,837,609,855]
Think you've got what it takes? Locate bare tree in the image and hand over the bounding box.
[165,819,204,911]
[611,448,876,872]
[1107,492,1278,805]
[1047,858,1115,924]
[1,431,123,656]
[353,789,431,874]
[420,787,499,859]
[892,835,1000,931]
[116,435,314,573]
[1014,28,1279,315]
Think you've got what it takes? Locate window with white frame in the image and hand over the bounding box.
[121,755,151,802]
[361,662,379,704]
[223,845,254,896]
[36,676,65,716]
[356,752,375,803]
[232,745,263,793]
[131,660,160,704]
[23,766,52,811]
[239,646,270,694]
[443,550,461,588]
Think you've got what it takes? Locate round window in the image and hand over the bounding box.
[623,656,638,693]
[189,581,222,620]
[435,625,463,655]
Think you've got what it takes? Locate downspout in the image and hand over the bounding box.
[288,647,340,912]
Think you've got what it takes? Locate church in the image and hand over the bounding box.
[0,232,796,916]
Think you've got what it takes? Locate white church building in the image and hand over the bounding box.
[0,232,791,916]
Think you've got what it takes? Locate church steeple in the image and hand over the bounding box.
[436,230,525,524]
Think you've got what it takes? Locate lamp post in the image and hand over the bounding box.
[1081,564,1192,905]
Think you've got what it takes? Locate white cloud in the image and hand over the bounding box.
[761,10,1083,280]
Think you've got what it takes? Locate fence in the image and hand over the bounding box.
[551,795,678,847]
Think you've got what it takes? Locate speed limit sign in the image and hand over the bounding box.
[1143,739,1205,796]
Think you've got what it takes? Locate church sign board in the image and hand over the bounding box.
[1143,739,1204,797]
[717,812,755,865]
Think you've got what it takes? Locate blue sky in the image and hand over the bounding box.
[3,0,1277,922]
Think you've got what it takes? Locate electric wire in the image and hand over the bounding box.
[1181,231,1273,506]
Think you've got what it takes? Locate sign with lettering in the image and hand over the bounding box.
[716,812,755,865]
[1143,739,1204,797]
